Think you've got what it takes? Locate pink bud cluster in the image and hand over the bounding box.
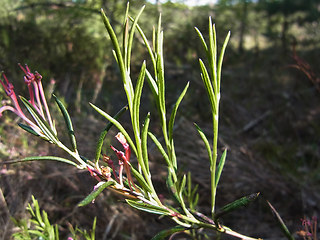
[87,132,137,191]
[0,64,55,136]
[298,216,318,240]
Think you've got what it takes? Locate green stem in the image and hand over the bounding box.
[56,141,87,168]
[211,103,219,216]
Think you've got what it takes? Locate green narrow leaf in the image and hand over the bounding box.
[215,193,260,219]
[78,181,115,207]
[123,2,130,25]
[155,15,166,116]
[215,149,227,187]
[199,59,216,110]
[168,82,189,141]
[217,31,231,91]
[178,174,187,197]
[141,113,150,174]
[126,199,170,215]
[187,172,192,200]
[102,9,134,110]
[192,193,199,210]
[132,61,146,134]
[146,69,159,96]
[90,103,137,156]
[186,173,199,211]
[53,94,77,152]
[156,53,165,115]
[27,202,35,218]
[32,196,44,228]
[156,14,162,54]
[28,230,46,238]
[18,123,40,137]
[42,210,51,230]
[3,156,78,167]
[194,123,213,165]
[123,15,129,65]
[91,217,97,240]
[194,27,208,52]
[267,201,295,240]
[133,20,156,71]
[101,9,126,83]
[55,225,59,240]
[130,164,153,193]
[167,170,179,202]
[169,139,177,169]
[94,105,128,163]
[151,226,187,240]
[127,5,145,70]
[190,184,199,202]
[208,17,217,90]
[20,96,58,144]
[152,25,156,57]
[148,132,171,167]
[112,50,118,64]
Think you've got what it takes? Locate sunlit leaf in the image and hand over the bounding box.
[94,105,128,163]
[217,31,231,91]
[130,164,153,193]
[78,181,115,207]
[91,217,97,240]
[194,123,213,166]
[199,59,216,110]
[90,103,137,156]
[101,9,126,82]
[168,82,189,142]
[146,69,159,96]
[166,170,179,203]
[126,199,170,215]
[194,27,208,52]
[148,132,171,167]
[215,149,227,187]
[141,113,151,174]
[3,156,78,167]
[132,61,146,134]
[133,21,157,71]
[126,5,145,70]
[208,17,217,89]
[178,174,187,197]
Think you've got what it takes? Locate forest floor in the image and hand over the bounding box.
[1,47,320,239]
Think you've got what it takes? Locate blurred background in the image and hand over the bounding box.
[0,0,320,239]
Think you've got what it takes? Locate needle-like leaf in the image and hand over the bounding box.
[215,149,227,187]
[20,96,58,144]
[3,156,78,167]
[90,103,137,156]
[126,200,170,215]
[168,82,189,142]
[53,94,77,152]
[151,226,187,240]
[78,181,115,207]
[94,105,128,163]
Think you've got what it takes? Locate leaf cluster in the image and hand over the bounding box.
[11,196,96,240]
